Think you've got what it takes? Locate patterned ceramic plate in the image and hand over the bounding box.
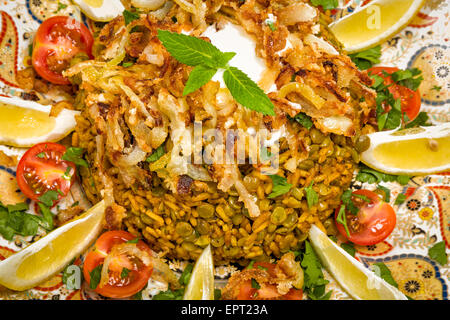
[0,0,448,300]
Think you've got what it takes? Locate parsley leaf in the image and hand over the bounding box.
[428,241,447,266]
[394,193,407,205]
[37,202,54,230]
[376,185,391,202]
[146,144,165,163]
[223,66,275,116]
[305,181,318,208]
[301,241,332,300]
[121,267,131,279]
[89,264,103,289]
[373,262,398,288]
[54,2,67,13]
[38,190,59,207]
[268,175,292,198]
[356,164,410,185]
[62,147,89,167]
[152,289,185,300]
[340,242,356,257]
[404,112,431,128]
[349,45,381,70]
[251,278,261,289]
[289,112,313,130]
[178,264,193,286]
[310,0,339,10]
[390,68,423,91]
[123,10,140,26]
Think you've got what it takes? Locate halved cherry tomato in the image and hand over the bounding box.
[236,262,303,300]
[32,16,93,85]
[334,189,396,246]
[83,230,153,299]
[16,142,76,204]
[368,66,421,122]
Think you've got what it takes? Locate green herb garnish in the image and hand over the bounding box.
[305,181,318,208]
[178,264,193,286]
[301,241,332,300]
[310,0,338,10]
[123,10,140,26]
[340,242,356,257]
[268,175,292,199]
[289,112,314,130]
[89,264,103,289]
[394,193,407,205]
[251,278,261,290]
[146,144,165,163]
[62,147,89,167]
[349,45,381,70]
[157,29,275,115]
[373,262,398,288]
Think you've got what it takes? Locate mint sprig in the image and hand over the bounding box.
[157,29,275,116]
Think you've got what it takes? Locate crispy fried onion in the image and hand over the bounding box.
[218,164,260,218]
[276,2,317,25]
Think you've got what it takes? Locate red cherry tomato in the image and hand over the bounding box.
[32,16,93,85]
[236,262,303,300]
[334,189,396,246]
[368,66,421,122]
[16,142,76,204]
[83,230,153,299]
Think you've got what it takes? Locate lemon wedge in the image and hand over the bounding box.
[308,225,407,300]
[72,0,125,22]
[0,201,105,291]
[360,124,450,176]
[183,245,215,300]
[0,96,79,148]
[329,0,425,53]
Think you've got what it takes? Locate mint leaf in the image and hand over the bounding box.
[183,65,218,96]
[223,66,275,116]
[428,241,447,266]
[157,29,225,67]
[268,175,292,198]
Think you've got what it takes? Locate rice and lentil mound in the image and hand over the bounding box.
[69,0,376,264]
